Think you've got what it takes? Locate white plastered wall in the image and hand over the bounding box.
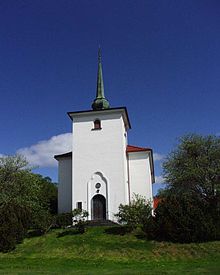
[127,152,153,203]
[71,110,129,220]
[58,157,72,213]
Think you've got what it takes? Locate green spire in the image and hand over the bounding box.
[92,48,110,110]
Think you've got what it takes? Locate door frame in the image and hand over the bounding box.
[91,194,106,220]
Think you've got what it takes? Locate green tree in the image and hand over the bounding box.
[34,175,58,214]
[155,134,220,242]
[0,155,40,211]
[163,134,220,197]
[155,192,218,243]
[0,155,55,251]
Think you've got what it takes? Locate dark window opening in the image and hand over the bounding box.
[94,119,101,129]
[77,202,82,210]
[91,194,106,220]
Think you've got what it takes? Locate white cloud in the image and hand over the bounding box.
[155,175,165,184]
[153,153,165,161]
[3,133,165,169]
[17,133,72,167]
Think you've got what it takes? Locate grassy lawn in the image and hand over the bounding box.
[0,226,220,274]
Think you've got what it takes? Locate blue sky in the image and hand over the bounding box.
[0,0,219,195]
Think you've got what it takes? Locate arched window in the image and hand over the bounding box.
[94,119,101,130]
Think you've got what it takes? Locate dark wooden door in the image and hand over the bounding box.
[92,195,106,220]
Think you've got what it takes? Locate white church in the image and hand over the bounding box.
[55,50,155,221]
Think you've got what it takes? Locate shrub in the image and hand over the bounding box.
[72,208,89,234]
[0,203,31,252]
[31,207,54,234]
[55,213,73,228]
[155,134,220,243]
[55,209,89,233]
[154,193,219,243]
[104,225,132,235]
[115,194,152,234]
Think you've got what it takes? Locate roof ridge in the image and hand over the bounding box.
[127,145,152,152]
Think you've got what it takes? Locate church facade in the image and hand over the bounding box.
[55,50,155,221]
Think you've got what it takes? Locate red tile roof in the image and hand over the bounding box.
[126,145,152,153]
[153,197,161,209]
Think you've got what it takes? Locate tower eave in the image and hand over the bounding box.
[67,107,131,129]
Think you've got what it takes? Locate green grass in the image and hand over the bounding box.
[0,226,220,274]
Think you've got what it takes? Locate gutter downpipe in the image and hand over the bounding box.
[126,153,131,205]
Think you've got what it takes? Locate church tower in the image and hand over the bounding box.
[55,49,154,221]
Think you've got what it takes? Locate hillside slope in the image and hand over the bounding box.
[0,227,220,274]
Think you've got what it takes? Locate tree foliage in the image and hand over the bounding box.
[155,134,220,243]
[0,203,31,252]
[115,194,152,230]
[55,213,73,228]
[155,193,219,243]
[33,175,58,215]
[163,134,220,197]
[0,155,57,251]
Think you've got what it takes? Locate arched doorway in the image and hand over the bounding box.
[91,195,106,220]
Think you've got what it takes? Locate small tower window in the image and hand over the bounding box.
[94,119,101,130]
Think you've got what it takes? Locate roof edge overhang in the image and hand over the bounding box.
[126,145,152,153]
[54,151,72,160]
[67,107,131,129]
[148,149,155,184]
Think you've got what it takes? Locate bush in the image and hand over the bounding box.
[72,208,89,234]
[55,213,73,228]
[31,207,54,234]
[154,193,220,243]
[57,228,81,238]
[115,194,152,235]
[142,215,157,240]
[105,225,132,235]
[0,203,31,252]
[154,134,220,243]
[55,209,89,233]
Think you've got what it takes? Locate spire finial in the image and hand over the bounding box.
[92,48,110,110]
[98,46,101,63]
